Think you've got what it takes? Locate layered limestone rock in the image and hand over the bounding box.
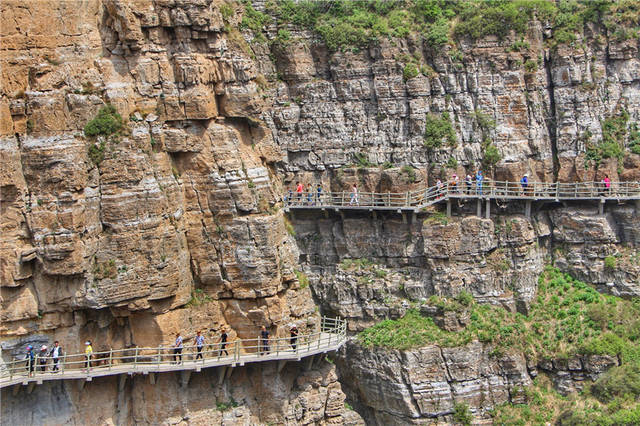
[1,360,363,426]
[336,339,532,425]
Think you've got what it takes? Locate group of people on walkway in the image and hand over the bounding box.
[20,325,302,374]
[285,182,325,206]
[23,341,65,374]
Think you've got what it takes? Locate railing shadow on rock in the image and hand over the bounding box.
[0,317,347,388]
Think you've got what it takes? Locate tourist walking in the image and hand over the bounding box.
[296,182,303,205]
[306,184,313,205]
[25,345,35,376]
[290,326,298,351]
[49,341,62,372]
[260,326,270,355]
[520,173,528,195]
[316,184,323,205]
[173,333,183,363]
[603,174,611,196]
[219,328,229,356]
[451,174,459,193]
[436,179,443,199]
[349,184,358,206]
[285,188,293,206]
[476,170,484,195]
[465,174,472,194]
[38,345,48,372]
[85,341,93,370]
[195,331,204,360]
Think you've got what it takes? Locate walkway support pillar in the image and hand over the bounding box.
[525,201,532,218]
[477,199,482,217]
[277,360,287,373]
[446,199,452,217]
[179,370,191,388]
[485,199,491,219]
[304,355,315,371]
[149,372,156,385]
[119,374,127,391]
[599,200,604,215]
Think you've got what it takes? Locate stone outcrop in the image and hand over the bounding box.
[336,340,532,425]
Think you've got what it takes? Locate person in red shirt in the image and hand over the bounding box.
[295,181,303,204]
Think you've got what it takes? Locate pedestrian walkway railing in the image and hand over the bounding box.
[283,181,640,210]
[0,317,347,388]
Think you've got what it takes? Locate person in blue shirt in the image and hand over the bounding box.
[195,331,204,360]
[520,173,529,195]
[316,184,323,205]
[25,345,35,375]
[173,333,183,363]
[476,170,484,195]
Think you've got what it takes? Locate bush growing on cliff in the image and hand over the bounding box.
[403,63,419,81]
[424,112,457,150]
[84,105,123,138]
[453,403,473,426]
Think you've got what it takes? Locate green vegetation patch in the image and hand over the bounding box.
[424,112,457,150]
[359,267,640,362]
[84,105,123,138]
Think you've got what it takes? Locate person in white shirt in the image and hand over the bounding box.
[49,341,62,372]
[195,331,204,360]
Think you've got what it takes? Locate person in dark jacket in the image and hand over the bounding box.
[38,345,48,372]
[260,326,270,355]
[290,326,298,351]
[49,341,63,372]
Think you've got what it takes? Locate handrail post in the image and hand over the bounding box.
[109,349,113,371]
[61,354,65,374]
[157,346,161,367]
[235,340,240,362]
[555,183,559,198]
[134,347,138,368]
[33,355,37,377]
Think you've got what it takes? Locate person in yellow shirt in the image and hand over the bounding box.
[85,341,93,370]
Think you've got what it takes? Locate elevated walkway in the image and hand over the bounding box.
[284,181,640,218]
[0,317,346,390]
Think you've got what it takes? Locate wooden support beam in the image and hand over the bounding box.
[119,374,127,391]
[26,382,36,394]
[477,199,482,217]
[179,370,191,387]
[446,199,452,217]
[485,199,491,219]
[277,360,287,373]
[149,372,156,385]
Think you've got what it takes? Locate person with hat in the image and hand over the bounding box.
[195,331,204,360]
[38,345,48,372]
[85,341,93,370]
[25,345,35,376]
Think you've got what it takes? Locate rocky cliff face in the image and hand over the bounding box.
[2,0,640,424]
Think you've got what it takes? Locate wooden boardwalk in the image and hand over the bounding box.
[284,180,640,218]
[0,318,346,389]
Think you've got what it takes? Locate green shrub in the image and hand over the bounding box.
[604,255,617,271]
[220,3,234,22]
[401,165,417,183]
[482,139,501,167]
[295,270,310,288]
[424,112,456,149]
[84,105,123,138]
[403,63,419,81]
[591,362,640,403]
[453,403,473,426]
[446,157,458,168]
[354,152,373,168]
[283,216,296,236]
[524,59,538,73]
[26,119,34,134]
[88,141,106,166]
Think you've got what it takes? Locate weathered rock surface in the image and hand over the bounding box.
[1,360,363,426]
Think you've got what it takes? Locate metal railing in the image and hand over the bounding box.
[283,181,640,209]
[0,317,347,388]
